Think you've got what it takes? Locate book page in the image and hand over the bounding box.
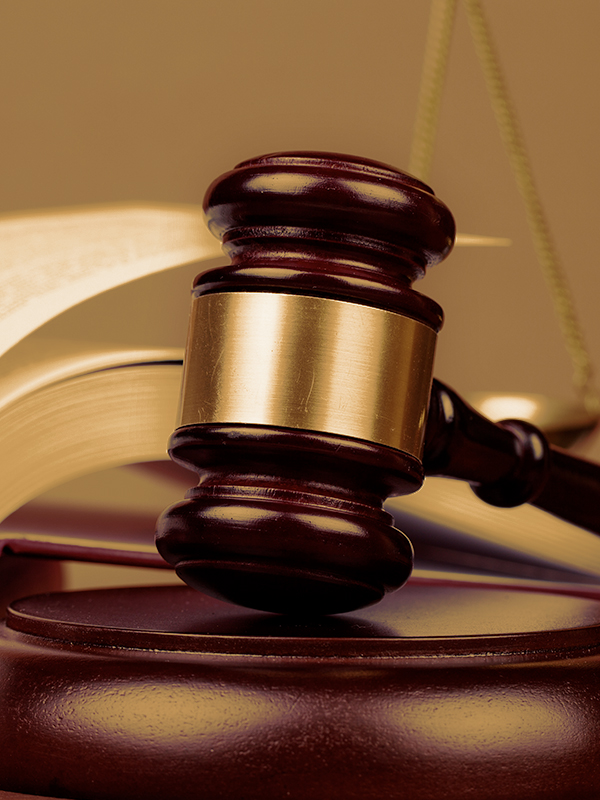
[0,203,222,358]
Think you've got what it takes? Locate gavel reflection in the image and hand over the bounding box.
[156,152,600,615]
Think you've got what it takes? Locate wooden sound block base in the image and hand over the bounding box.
[2,579,600,799]
[0,792,70,800]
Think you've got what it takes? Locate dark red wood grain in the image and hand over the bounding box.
[3,580,600,799]
[157,152,455,615]
[198,151,450,326]
[157,151,600,617]
[425,378,600,533]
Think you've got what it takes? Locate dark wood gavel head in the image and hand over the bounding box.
[155,151,455,615]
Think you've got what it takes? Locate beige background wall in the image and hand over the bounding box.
[2,0,599,402]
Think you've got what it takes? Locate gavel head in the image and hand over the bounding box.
[155,152,455,615]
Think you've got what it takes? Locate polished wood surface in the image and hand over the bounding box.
[199,151,452,318]
[2,579,600,799]
[0,555,61,618]
[425,378,600,533]
[0,792,71,800]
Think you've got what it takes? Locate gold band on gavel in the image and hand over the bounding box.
[178,292,437,458]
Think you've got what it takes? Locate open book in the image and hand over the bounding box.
[2,203,600,585]
[0,202,222,568]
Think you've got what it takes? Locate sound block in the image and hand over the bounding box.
[1,579,600,799]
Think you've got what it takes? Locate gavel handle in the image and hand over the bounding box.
[423,379,600,536]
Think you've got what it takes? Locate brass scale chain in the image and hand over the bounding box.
[408,0,600,416]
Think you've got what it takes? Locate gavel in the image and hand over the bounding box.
[156,151,600,615]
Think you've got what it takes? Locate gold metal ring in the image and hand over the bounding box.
[179,292,436,457]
